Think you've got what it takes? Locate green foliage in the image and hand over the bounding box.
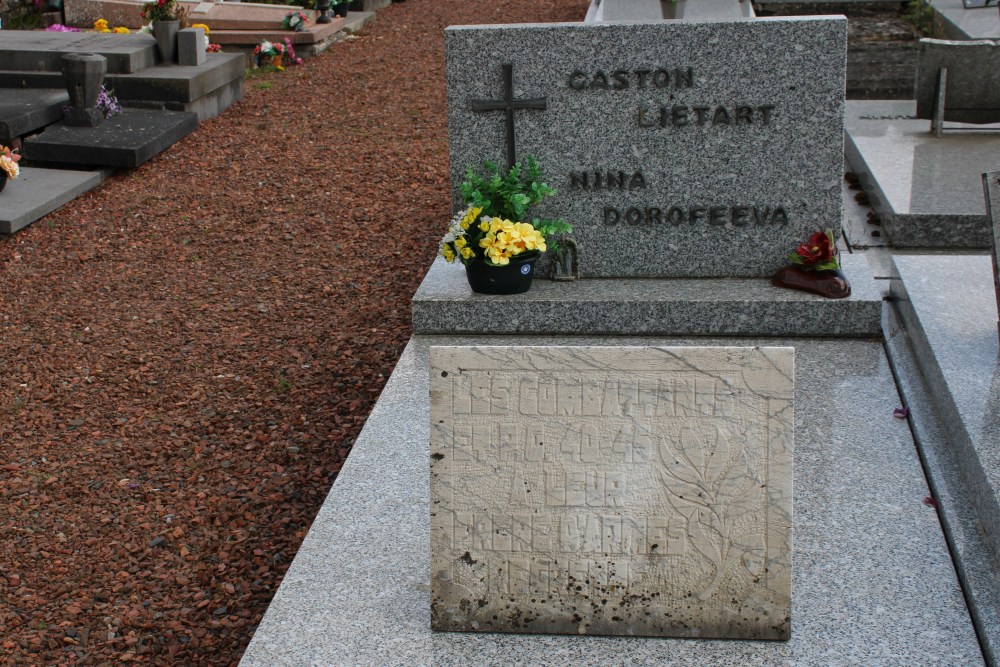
[902,0,935,37]
[449,156,572,259]
[458,156,567,229]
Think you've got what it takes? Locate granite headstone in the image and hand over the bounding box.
[983,170,1000,335]
[445,18,847,278]
[915,38,1000,125]
[430,345,794,640]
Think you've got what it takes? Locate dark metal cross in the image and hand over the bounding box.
[470,63,547,170]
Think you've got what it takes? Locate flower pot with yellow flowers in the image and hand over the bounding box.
[439,157,571,295]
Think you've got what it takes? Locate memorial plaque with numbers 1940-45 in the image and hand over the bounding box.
[429,346,794,640]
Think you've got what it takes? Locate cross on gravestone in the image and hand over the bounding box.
[470,63,546,170]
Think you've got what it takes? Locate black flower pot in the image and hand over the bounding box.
[464,252,539,295]
[332,3,348,16]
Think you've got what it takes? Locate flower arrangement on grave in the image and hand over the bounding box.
[282,38,304,66]
[253,40,286,69]
[96,85,122,118]
[46,23,81,31]
[0,145,21,193]
[282,10,309,31]
[63,85,122,120]
[141,0,178,22]
[439,157,571,294]
[771,229,851,299]
[93,18,130,33]
[206,43,222,53]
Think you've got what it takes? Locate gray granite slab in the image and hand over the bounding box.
[889,254,1000,568]
[412,253,881,337]
[0,88,69,144]
[588,0,754,21]
[930,0,1000,40]
[915,38,1000,125]
[845,99,1000,248]
[984,171,1000,334]
[884,303,1000,666]
[0,166,106,234]
[240,335,984,666]
[445,18,846,278]
[24,109,197,168]
[105,53,245,105]
[0,31,157,75]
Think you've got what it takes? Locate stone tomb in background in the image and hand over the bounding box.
[444,18,847,278]
[430,346,794,640]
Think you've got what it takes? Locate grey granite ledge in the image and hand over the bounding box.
[888,255,1000,567]
[241,335,984,667]
[884,302,1000,667]
[412,254,882,337]
[931,0,1000,40]
[845,100,997,250]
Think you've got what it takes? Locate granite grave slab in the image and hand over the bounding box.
[845,99,1000,248]
[445,18,847,278]
[0,31,157,75]
[0,88,69,144]
[0,166,106,234]
[412,253,882,337]
[889,254,1000,582]
[24,109,197,168]
[930,0,1000,40]
[240,336,985,666]
[587,0,754,22]
[429,345,794,639]
[984,170,1000,335]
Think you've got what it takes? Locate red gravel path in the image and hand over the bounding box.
[0,1,587,664]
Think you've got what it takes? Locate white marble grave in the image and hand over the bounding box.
[429,345,794,640]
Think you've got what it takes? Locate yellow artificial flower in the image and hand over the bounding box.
[460,247,474,260]
[113,26,130,33]
[454,236,467,249]
[478,220,490,232]
[461,206,482,226]
[94,18,109,30]
[460,220,469,230]
[440,245,455,262]
[192,23,210,35]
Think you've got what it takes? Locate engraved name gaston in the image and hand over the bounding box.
[566,67,786,227]
[436,372,768,597]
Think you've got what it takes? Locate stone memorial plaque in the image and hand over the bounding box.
[982,170,1000,333]
[445,19,846,278]
[430,345,794,640]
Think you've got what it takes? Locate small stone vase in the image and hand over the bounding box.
[464,252,540,295]
[152,19,181,64]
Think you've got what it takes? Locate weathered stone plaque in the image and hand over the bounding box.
[429,346,794,640]
[445,19,846,278]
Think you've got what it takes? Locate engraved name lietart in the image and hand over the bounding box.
[565,67,786,227]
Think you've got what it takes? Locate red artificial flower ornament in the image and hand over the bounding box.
[795,230,835,265]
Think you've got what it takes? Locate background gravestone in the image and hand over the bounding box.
[430,345,794,640]
[445,18,847,278]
